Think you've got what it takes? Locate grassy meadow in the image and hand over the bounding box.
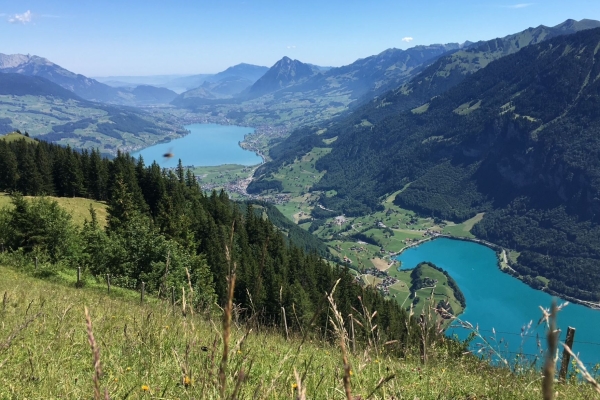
[0,192,108,228]
[1,263,598,399]
[0,131,38,144]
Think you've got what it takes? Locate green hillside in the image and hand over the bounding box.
[1,264,597,399]
[358,18,600,124]
[0,73,186,156]
[250,27,600,302]
[0,131,37,144]
[0,192,107,227]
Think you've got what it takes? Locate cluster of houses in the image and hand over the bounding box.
[360,268,399,297]
[349,245,367,253]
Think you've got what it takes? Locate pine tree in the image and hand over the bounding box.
[107,175,138,233]
[0,142,19,192]
[176,158,185,183]
[35,144,55,195]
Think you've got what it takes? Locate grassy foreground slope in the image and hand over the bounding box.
[0,265,596,399]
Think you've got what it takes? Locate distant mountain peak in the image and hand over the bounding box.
[553,18,600,31]
[246,56,318,97]
[0,53,50,69]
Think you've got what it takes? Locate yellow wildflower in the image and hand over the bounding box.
[349,370,353,376]
[292,383,298,390]
[237,350,242,354]
[126,367,132,371]
[183,375,192,387]
[141,384,149,392]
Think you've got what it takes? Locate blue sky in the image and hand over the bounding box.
[1,1,599,76]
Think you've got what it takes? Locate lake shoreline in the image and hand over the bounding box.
[393,234,600,311]
[395,237,600,365]
[131,123,263,168]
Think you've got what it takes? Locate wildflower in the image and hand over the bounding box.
[126,367,132,371]
[183,375,192,387]
[114,377,118,383]
[292,383,298,390]
[237,350,242,354]
[141,384,149,392]
[349,370,353,376]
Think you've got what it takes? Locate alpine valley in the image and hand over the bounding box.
[4,14,600,399]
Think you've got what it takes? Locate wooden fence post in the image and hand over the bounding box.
[35,257,38,270]
[349,314,356,353]
[281,306,289,341]
[559,327,576,382]
[171,286,176,310]
[77,267,81,287]
[106,274,111,294]
[141,282,145,304]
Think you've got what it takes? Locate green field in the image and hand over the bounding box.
[0,192,108,227]
[442,213,484,238]
[272,147,331,195]
[385,264,464,319]
[0,131,38,144]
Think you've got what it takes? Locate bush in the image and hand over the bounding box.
[0,194,82,264]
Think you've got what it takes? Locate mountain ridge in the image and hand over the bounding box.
[303,27,600,300]
[0,53,179,106]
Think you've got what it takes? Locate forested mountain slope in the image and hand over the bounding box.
[0,137,417,343]
[309,28,600,301]
[355,19,600,123]
[249,19,600,184]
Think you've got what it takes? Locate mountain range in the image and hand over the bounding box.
[0,72,185,155]
[0,53,178,106]
[171,43,466,117]
[251,24,600,301]
[173,19,600,131]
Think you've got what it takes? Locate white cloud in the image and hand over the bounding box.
[505,3,534,8]
[9,10,32,24]
[402,37,414,43]
[287,45,296,49]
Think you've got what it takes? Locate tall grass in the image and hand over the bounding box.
[1,264,598,399]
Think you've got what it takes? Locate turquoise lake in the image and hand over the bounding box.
[131,123,262,168]
[396,238,600,367]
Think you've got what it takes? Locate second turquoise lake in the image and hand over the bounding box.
[396,238,600,366]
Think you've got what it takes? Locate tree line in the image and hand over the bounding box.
[0,136,431,350]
